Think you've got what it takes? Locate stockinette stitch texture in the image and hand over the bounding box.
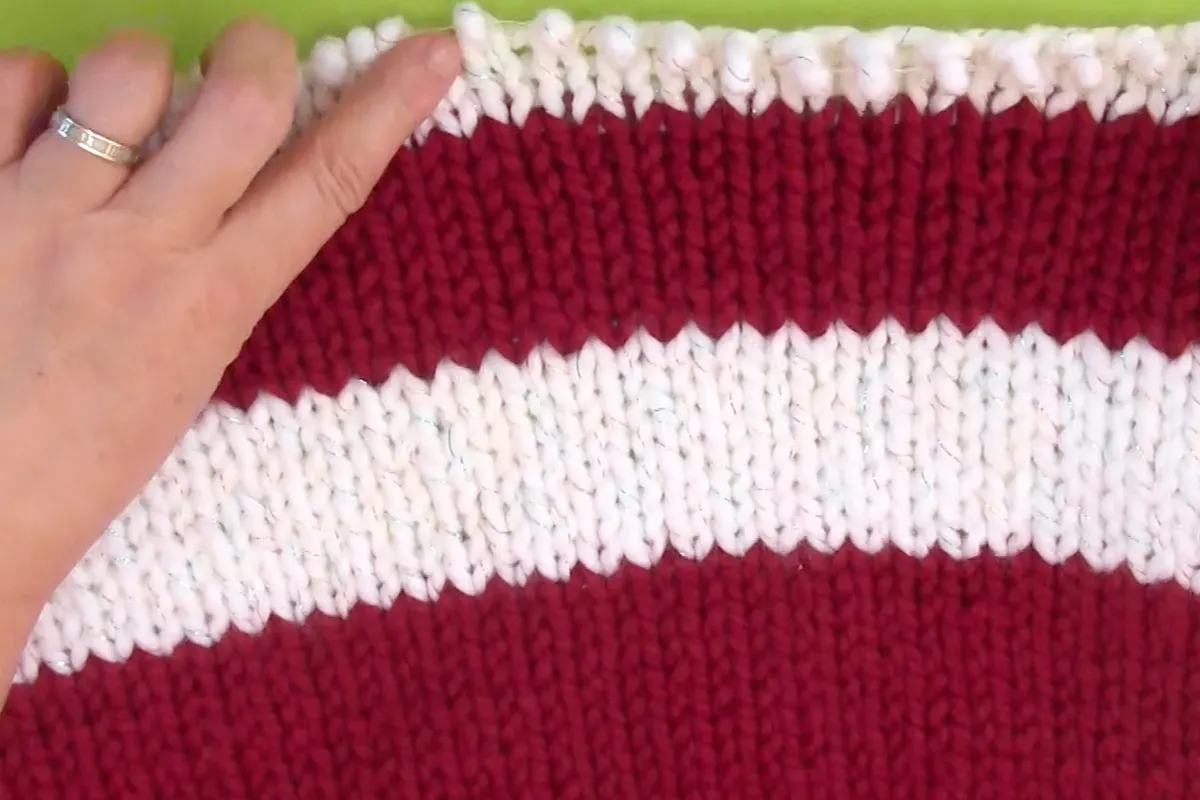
[4,5,1200,797]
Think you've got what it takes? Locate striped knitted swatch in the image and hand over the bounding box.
[4,5,1200,798]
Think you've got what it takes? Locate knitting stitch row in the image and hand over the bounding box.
[149,7,1200,149]
[22,319,1200,683]
[327,7,1200,132]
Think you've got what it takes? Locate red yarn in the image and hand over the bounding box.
[5,95,1200,799]
[4,548,1199,799]
[217,99,1200,409]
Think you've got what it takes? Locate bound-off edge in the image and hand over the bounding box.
[148,6,1200,147]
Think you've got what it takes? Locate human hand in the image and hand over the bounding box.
[0,19,460,704]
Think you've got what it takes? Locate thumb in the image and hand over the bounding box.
[209,31,460,309]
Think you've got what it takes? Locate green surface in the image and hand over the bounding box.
[0,0,1194,66]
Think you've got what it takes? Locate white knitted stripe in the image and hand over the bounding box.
[18,318,1200,682]
[152,7,1200,152]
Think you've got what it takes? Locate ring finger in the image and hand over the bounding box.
[19,30,173,215]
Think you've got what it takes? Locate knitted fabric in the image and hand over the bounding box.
[4,5,1200,797]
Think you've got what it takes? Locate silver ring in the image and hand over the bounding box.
[48,107,140,166]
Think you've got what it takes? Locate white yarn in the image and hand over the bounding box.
[254,4,1200,144]
[17,319,1200,683]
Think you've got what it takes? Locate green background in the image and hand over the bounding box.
[0,1,1194,66]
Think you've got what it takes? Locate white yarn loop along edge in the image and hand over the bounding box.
[335,7,1200,137]
[148,6,1200,149]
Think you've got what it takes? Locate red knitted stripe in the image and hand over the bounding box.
[216,100,1200,408]
[4,547,1198,799]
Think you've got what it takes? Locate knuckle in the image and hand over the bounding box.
[308,138,373,218]
[47,219,148,320]
[222,16,294,54]
[201,20,298,139]
[81,30,171,84]
[0,48,58,93]
[204,73,294,134]
[185,271,258,360]
[68,31,173,121]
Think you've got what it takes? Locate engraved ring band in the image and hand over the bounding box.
[48,107,141,166]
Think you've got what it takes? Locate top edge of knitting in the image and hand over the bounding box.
[154,4,1200,147]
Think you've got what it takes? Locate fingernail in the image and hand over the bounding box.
[424,35,460,77]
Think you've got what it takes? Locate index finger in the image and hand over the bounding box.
[207,31,460,309]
